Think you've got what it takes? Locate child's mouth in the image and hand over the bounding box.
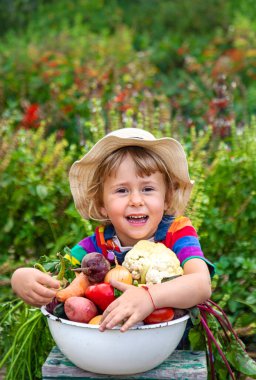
[126,215,148,224]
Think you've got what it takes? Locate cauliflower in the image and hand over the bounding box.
[122,240,183,284]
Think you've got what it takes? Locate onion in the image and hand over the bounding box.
[104,257,133,284]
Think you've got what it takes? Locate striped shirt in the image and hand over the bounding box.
[66,215,215,276]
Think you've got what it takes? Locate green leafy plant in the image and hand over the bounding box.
[0,249,76,380]
[2,0,256,142]
[189,301,256,379]
[0,122,92,263]
[0,300,53,380]
[199,122,256,321]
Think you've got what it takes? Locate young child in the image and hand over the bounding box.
[11,128,214,332]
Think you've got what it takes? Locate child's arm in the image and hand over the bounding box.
[151,259,212,309]
[11,268,60,307]
[99,258,211,332]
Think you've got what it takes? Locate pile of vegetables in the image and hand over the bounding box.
[45,247,180,325]
[1,242,255,380]
[42,242,256,379]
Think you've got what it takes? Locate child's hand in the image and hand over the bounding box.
[11,268,60,307]
[99,279,154,332]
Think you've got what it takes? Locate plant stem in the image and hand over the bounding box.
[198,304,230,343]
[200,315,235,380]
[207,299,243,346]
[201,310,216,380]
[34,263,47,273]
[0,312,40,368]
[56,253,65,280]
[7,313,41,375]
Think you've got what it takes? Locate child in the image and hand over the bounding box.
[11,127,214,332]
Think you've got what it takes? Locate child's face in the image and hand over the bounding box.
[100,155,167,246]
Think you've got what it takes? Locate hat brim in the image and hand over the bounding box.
[69,135,193,220]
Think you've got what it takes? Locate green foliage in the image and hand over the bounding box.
[0,299,53,380]
[189,303,256,379]
[201,123,256,257]
[212,255,256,329]
[0,0,230,38]
[0,23,158,143]
[0,250,79,380]
[185,128,212,230]
[0,122,91,263]
[1,116,256,378]
[1,0,256,141]
[195,122,256,336]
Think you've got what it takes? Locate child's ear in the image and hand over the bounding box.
[100,207,108,218]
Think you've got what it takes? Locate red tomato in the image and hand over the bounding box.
[85,283,115,311]
[143,307,175,324]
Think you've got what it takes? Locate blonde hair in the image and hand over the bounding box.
[87,146,188,223]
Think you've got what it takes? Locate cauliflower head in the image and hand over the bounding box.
[122,240,183,284]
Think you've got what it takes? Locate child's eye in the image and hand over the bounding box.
[143,186,154,192]
[116,188,127,193]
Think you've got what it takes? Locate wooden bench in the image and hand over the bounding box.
[42,346,207,379]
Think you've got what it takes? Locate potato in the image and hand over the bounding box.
[64,296,98,323]
[89,315,103,325]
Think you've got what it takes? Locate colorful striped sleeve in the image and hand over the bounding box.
[166,216,215,276]
[64,234,98,265]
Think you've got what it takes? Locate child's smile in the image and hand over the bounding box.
[100,155,167,246]
[126,214,148,224]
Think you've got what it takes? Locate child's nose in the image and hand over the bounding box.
[129,191,144,206]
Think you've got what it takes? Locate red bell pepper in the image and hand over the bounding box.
[143,307,175,324]
[85,283,115,311]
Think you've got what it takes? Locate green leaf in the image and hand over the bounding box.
[225,338,256,377]
[3,217,14,233]
[36,184,48,199]
[161,275,182,282]
[114,288,123,298]
[188,306,201,326]
[64,246,72,255]
[188,326,205,350]
[232,298,256,313]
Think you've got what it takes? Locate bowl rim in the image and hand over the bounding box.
[41,305,190,330]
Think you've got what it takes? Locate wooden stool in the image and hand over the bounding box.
[42,346,207,379]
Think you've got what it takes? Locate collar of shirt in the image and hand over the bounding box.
[112,235,155,253]
[104,214,175,244]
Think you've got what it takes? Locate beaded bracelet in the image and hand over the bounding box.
[141,285,156,309]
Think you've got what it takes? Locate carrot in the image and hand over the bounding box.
[56,272,90,302]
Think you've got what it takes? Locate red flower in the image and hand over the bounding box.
[177,46,188,56]
[114,90,128,103]
[62,104,73,114]
[21,104,40,129]
[120,104,132,112]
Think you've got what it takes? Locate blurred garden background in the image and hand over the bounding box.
[0,0,256,378]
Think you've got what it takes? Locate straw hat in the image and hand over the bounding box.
[69,128,193,220]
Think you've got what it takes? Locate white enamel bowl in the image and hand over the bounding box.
[41,306,189,375]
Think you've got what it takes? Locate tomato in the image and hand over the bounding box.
[143,307,175,324]
[85,283,115,311]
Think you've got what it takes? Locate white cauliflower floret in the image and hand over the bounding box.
[145,269,172,284]
[122,245,151,280]
[146,250,183,284]
[122,240,183,284]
